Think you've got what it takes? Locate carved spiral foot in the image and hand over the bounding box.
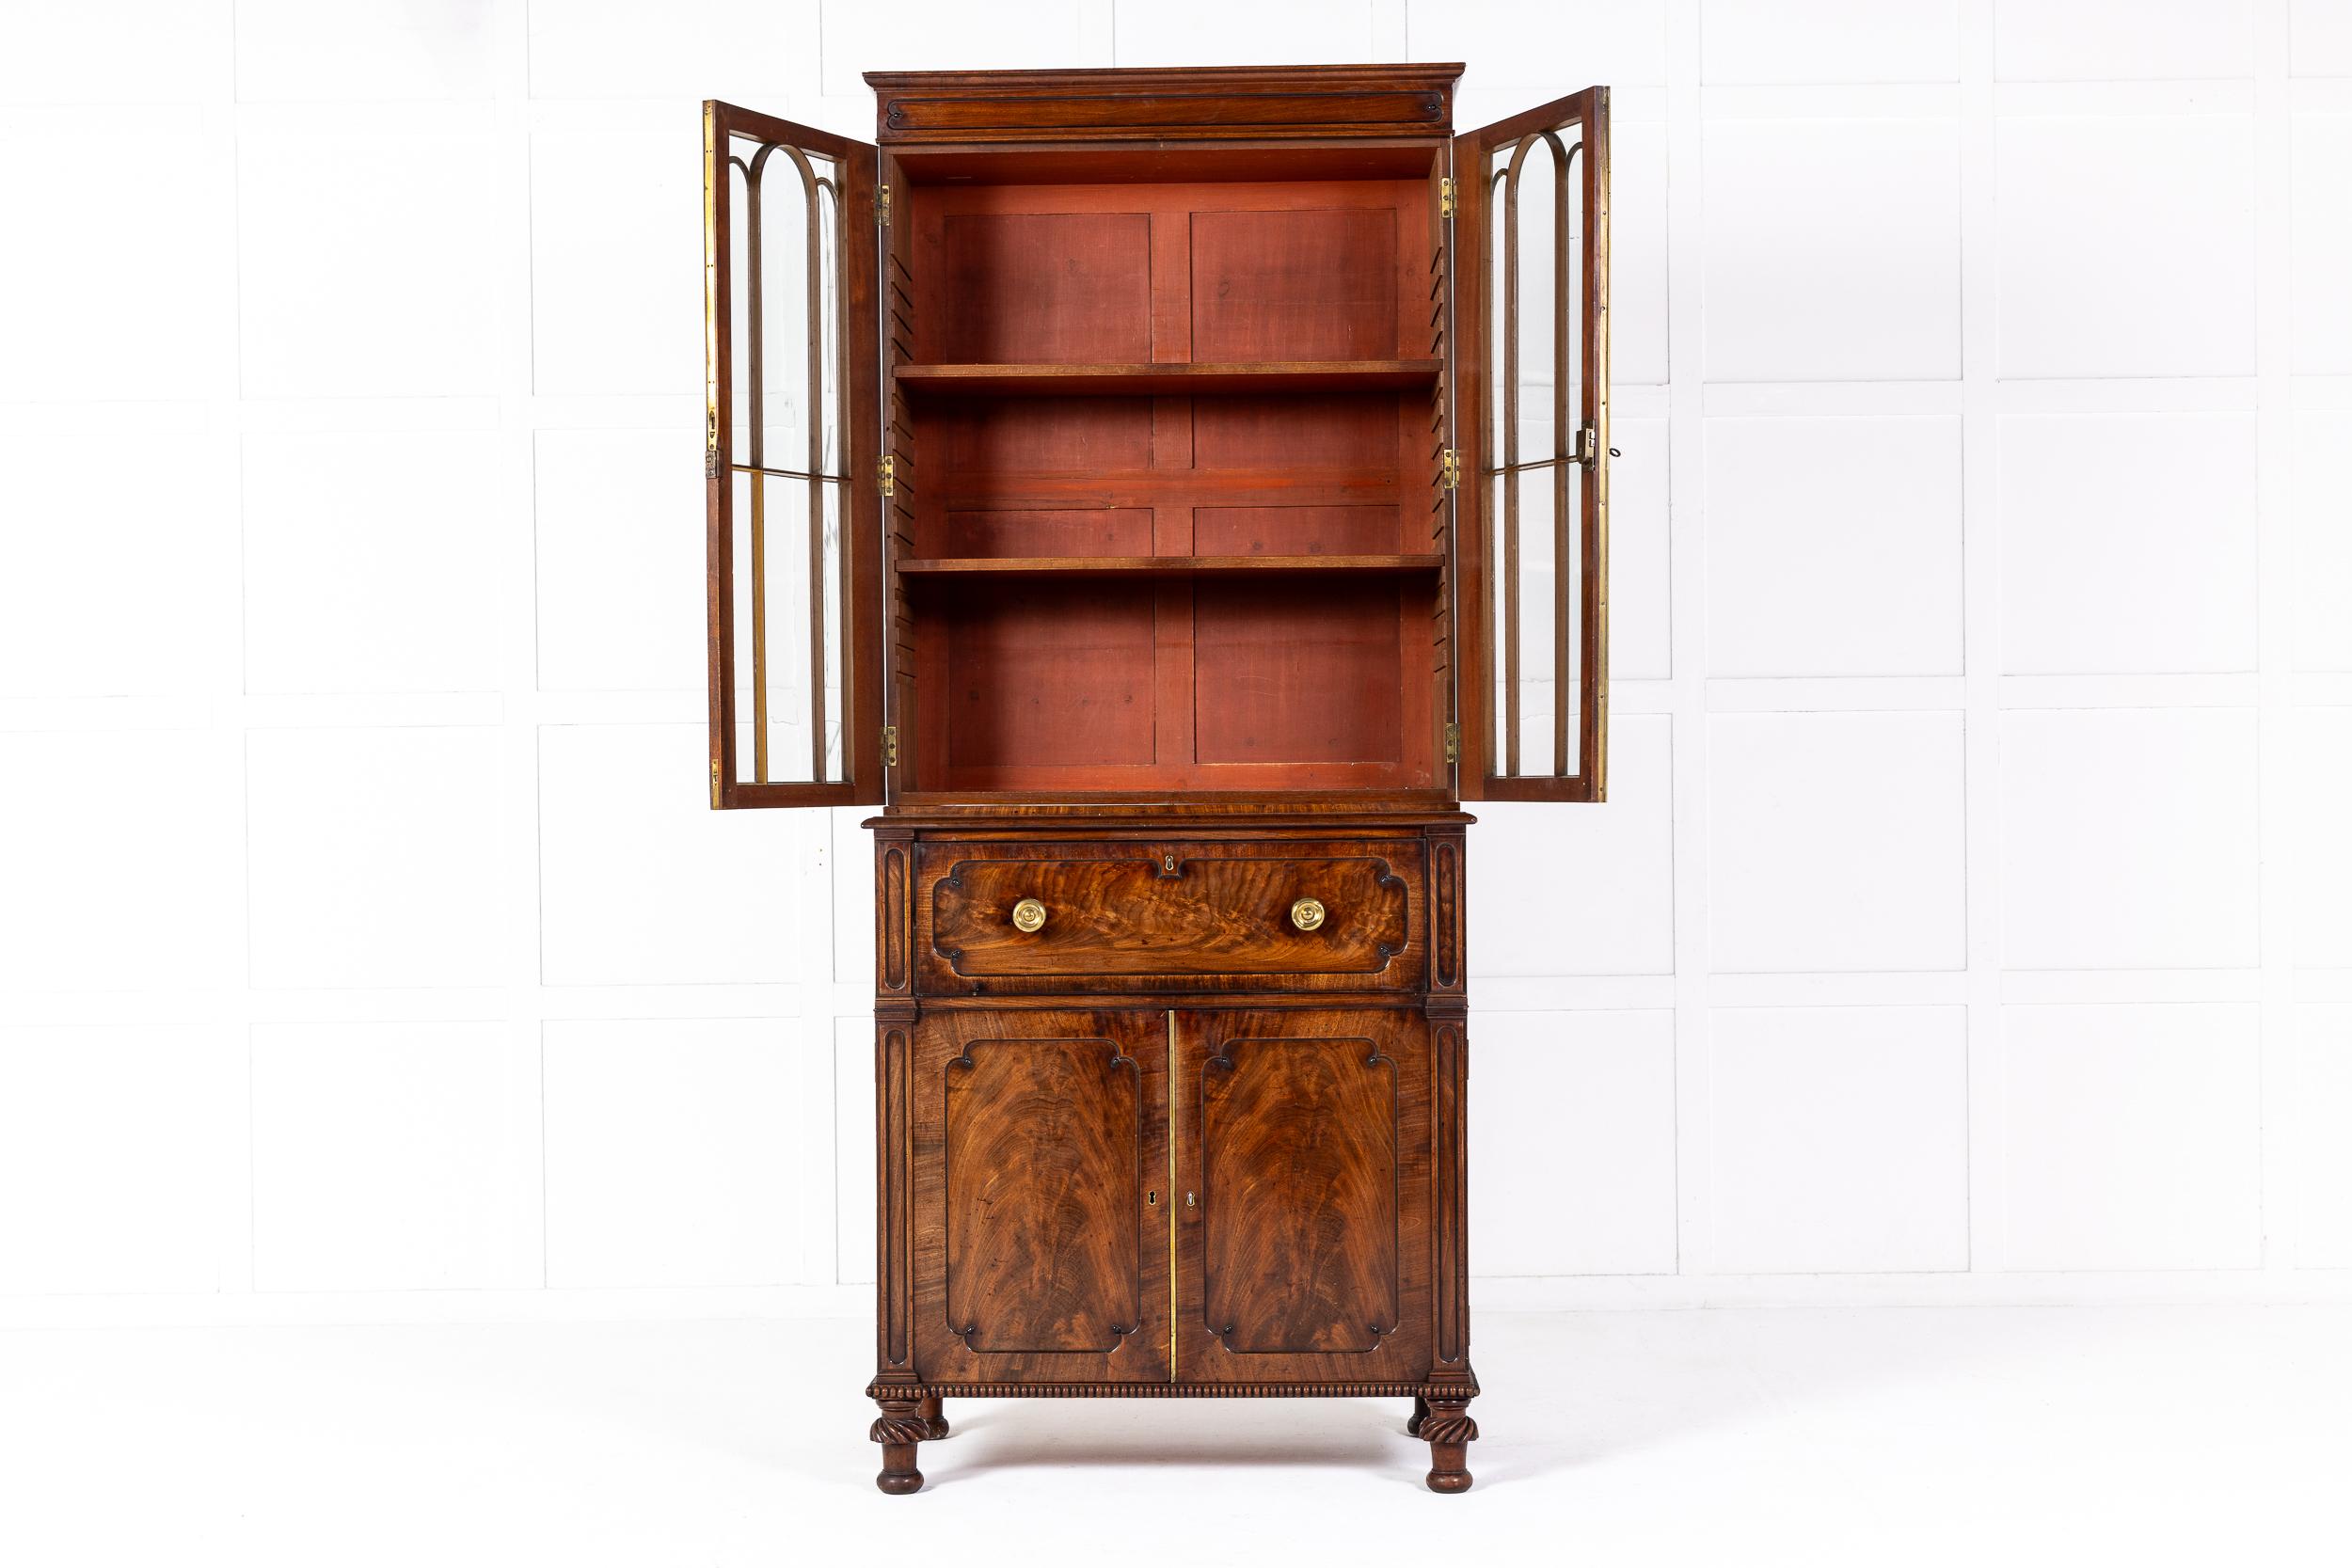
[1407,1395,1429,1436]
[871,1398,929,1495]
[1421,1397,1476,1494]
[919,1393,949,1440]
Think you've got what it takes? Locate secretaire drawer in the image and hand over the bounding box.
[914,840,1424,994]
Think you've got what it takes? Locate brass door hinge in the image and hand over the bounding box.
[1439,175,1455,217]
[881,725,899,767]
[709,756,723,808]
[877,452,896,497]
[875,182,891,226]
[1443,722,1460,763]
[1439,448,1461,490]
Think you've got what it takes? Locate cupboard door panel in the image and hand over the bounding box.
[914,1010,1169,1383]
[703,102,883,807]
[1175,1009,1430,1384]
[1203,1036,1395,1352]
[946,1037,1140,1352]
[1454,87,1611,802]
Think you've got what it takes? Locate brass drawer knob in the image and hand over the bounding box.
[1289,896,1326,932]
[1010,897,1047,933]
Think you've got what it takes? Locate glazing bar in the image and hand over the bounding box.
[1551,137,1574,777]
[782,146,829,784]
[734,147,773,785]
[1498,151,1520,777]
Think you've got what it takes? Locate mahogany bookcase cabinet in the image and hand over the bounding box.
[699,63,1611,1493]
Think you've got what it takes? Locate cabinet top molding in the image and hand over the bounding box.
[863,62,1466,143]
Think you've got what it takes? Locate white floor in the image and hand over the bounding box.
[4,1305,2346,1566]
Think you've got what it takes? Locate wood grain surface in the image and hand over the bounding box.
[810,59,1555,1496]
[911,1009,1170,1385]
[864,63,1459,144]
[1200,1033,1398,1353]
[922,841,1419,992]
[1175,1007,1431,1384]
[944,1036,1143,1353]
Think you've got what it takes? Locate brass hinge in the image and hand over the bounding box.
[881,725,899,767]
[709,756,723,808]
[1439,175,1455,218]
[705,413,721,479]
[875,182,891,227]
[877,452,896,497]
[1439,448,1460,490]
[1443,722,1460,763]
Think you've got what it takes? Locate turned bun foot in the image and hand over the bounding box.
[1420,1397,1477,1494]
[919,1394,949,1440]
[871,1399,930,1495]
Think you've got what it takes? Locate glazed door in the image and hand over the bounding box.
[1453,88,1612,801]
[911,1010,1172,1385]
[1172,1009,1431,1386]
[703,102,884,807]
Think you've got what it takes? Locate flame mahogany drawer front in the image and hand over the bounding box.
[914,839,1425,994]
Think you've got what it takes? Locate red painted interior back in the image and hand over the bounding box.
[901,161,1444,795]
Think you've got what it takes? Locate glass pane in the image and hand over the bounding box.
[724,130,852,785]
[1482,122,1584,781]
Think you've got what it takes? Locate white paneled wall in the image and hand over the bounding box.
[1,0,2346,1324]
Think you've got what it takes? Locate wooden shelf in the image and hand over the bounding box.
[895,360,1442,398]
[897,554,1443,580]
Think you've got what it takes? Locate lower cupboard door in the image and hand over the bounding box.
[1173,1009,1431,1386]
[912,1009,1171,1386]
